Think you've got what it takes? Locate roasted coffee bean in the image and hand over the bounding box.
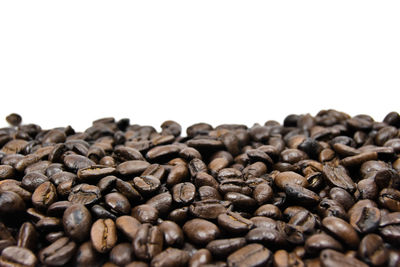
[0,165,14,180]
[183,219,220,245]
[50,171,76,186]
[285,183,321,205]
[116,215,141,241]
[273,250,304,267]
[90,219,117,253]
[105,192,131,215]
[110,243,134,266]
[132,204,159,224]
[17,222,37,251]
[159,220,184,247]
[39,237,76,266]
[117,160,151,176]
[322,165,356,193]
[274,171,308,190]
[245,227,287,247]
[0,246,37,267]
[322,216,360,249]
[317,198,347,220]
[227,243,271,267]
[63,154,95,172]
[218,211,254,234]
[133,175,161,195]
[31,181,57,210]
[68,184,101,206]
[379,188,400,212]
[63,204,92,242]
[77,165,116,181]
[305,233,343,255]
[358,234,388,266]
[190,200,229,219]
[320,249,368,267]
[350,206,380,233]
[329,187,354,211]
[189,249,213,267]
[253,183,273,205]
[254,204,282,219]
[206,238,246,258]
[224,192,256,209]
[172,182,196,204]
[199,185,222,200]
[150,247,190,267]
[0,191,25,214]
[133,224,163,261]
[75,241,102,267]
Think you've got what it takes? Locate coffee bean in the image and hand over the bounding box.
[183,219,220,245]
[133,224,163,261]
[39,237,76,266]
[75,241,102,267]
[133,175,161,195]
[274,171,308,190]
[322,216,360,249]
[189,249,212,267]
[159,220,184,247]
[190,200,229,219]
[0,191,25,214]
[68,184,101,206]
[117,160,151,176]
[320,249,368,267]
[105,192,131,215]
[63,204,92,242]
[17,222,37,251]
[132,204,159,224]
[358,234,388,266]
[305,233,343,254]
[172,182,196,204]
[206,238,246,258]
[110,243,134,266]
[150,247,190,267]
[217,211,254,234]
[0,246,37,267]
[63,154,95,172]
[379,188,400,212]
[90,219,117,253]
[227,243,271,267]
[77,165,116,181]
[322,165,356,193]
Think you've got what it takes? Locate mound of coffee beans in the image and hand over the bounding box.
[1,110,400,267]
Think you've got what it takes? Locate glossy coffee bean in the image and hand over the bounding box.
[227,243,271,267]
[183,219,220,245]
[39,237,76,266]
[90,219,117,253]
[133,224,163,261]
[63,204,92,242]
[0,246,37,267]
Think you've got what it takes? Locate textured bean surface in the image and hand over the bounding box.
[0,111,399,266]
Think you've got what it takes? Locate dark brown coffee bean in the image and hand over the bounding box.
[199,186,222,201]
[77,165,116,181]
[68,184,101,206]
[350,206,380,234]
[245,227,286,247]
[206,238,246,258]
[6,113,22,126]
[115,216,140,242]
[329,187,354,211]
[340,152,378,167]
[75,241,102,267]
[35,216,62,232]
[146,145,181,162]
[150,247,190,267]
[183,219,220,245]
[117,160,151,176]
[273,250,304,267]
[379,188,400,212]
[305,233,343,255]
[320,249,368,267]
[63,154,95,171]
[133,175,161,195]
[274,171,308,190]
[0,191,25,214]
[105,192,131,215]
[17,222,37,251]
[115,178,142,201]
[132,204,159,224]
[45,231,65,243]
[133,224,163,261]
[252,183,273,205]
[142,163,166,180]
[110,243,134,266]
[172,182,196,204]
[39,237,76,266]
[50,171,76,186]
[168,206,189,224]
[0,246,37,267]
[31,181,57,210]
[285,183,321,205]
[63,204,91,242]
[322,165,356,193]
[227,243,271,267]
[218,211,254,234]
[159,220,184,247]
[189,249,213,267]
[224,192,256,209]
[90,219,117,253]
[358,234,388,266]
[21,172,50,192]
[317,198,347,220]
[190,200,229,219]
[243,162,268,178]
[0,165,14,180]
[322,216,360,249]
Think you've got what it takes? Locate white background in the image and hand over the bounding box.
[1,1,399,132]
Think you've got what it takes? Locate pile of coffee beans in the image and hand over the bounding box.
[0,110,400,267]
